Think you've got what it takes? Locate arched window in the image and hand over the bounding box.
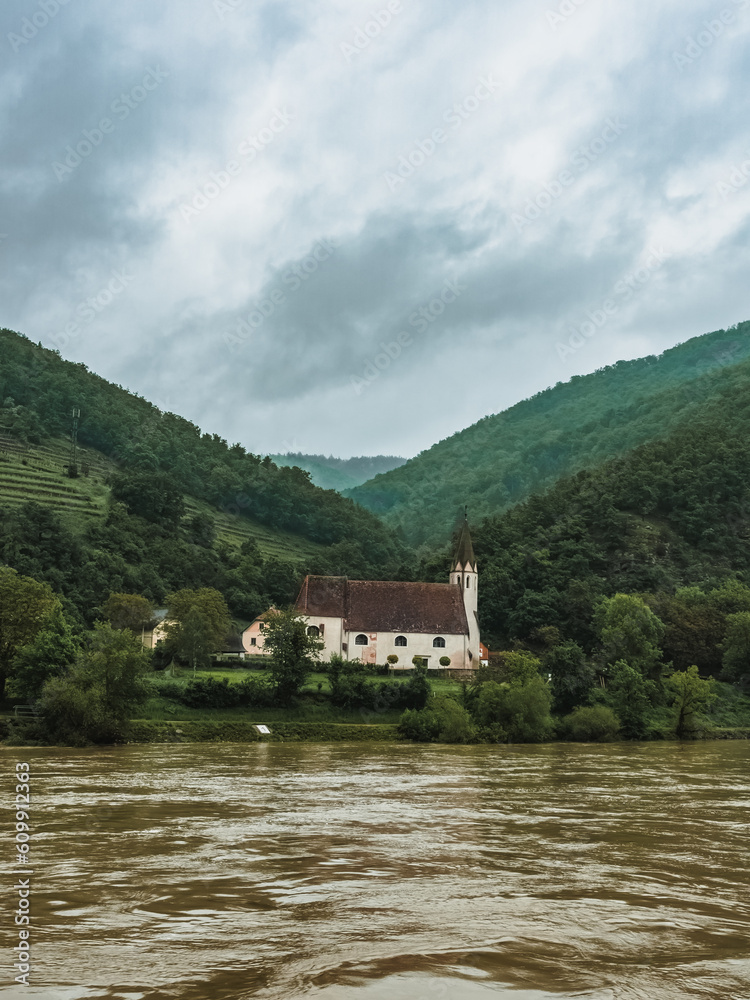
[395,635,407,647]
[355,634,368,645]
[433,636,446,648]
[466,577,470,588]
[306,625,320,637]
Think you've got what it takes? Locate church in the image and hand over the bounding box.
[287,518,482,671]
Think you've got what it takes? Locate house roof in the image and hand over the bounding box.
[295,576,469,635]
[220,632,246,654]
[241,608,277,632]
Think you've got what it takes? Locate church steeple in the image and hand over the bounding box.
[450,513,479,651]
[453,513,476,572]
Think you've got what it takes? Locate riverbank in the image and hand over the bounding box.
[126,720,400,743]
[2,715,749,744]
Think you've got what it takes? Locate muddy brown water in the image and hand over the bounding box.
[2,742,749,1000]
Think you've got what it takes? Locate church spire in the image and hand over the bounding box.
[453,513,476,571]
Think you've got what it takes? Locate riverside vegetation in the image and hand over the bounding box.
[1,325,750,745]
[2,575,748,746]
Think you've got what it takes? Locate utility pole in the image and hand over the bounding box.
[68,407,80,478]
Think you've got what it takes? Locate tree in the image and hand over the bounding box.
[262,608,322,704]
[720,611,750,682]
[110,471,186,527]
[474,677,553,742]
[402,658,431,709]
[594,593,665,680]
[477,650,542,687]
[101,592,155,634]
[544,640,595,714]
[0,567,61,699]
[564,704,620,742]
[398,696,475,743]
[607,659,653,739]
[9,610,80,702]
[668,666,717,738]
[39,623,151,744]
[164,588,231,674]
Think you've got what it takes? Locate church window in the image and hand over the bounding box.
[395,635,407,647]
[433,636,446,648]
[355,634,368,645]
[307,626,320,637]
[466,577,470,588]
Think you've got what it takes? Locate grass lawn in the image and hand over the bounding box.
[143,667,465,725]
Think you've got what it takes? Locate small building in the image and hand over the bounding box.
[215,633,246,660]
[141,609,168,650]
[241,608,276,655]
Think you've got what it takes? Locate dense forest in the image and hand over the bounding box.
[415,356,750,674]
[0,329,409,625]
[0,329,405,554]
[351,323,750,545]
[269,452,406,492]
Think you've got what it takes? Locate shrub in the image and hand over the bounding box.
[180,677,241,708]
[398,696,475,743]
[564,704,620,742]
[402,660,431,709]
[473,677,553,742]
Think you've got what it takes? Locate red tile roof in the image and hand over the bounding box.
[295,576,469,635]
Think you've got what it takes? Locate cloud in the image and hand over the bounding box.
[1,0,749,457]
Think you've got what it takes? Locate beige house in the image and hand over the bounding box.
[241,609,275,655]
[291,518,481,671]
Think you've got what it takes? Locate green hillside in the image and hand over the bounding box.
[0,329,406,624]
[269,452,406,492]
[0,434,324,563]
[351,322,750,545]
[418,356,750,670]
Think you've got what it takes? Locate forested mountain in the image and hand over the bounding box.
[418,356,750,672]
[269,453,406,492]
[0,329,407,623]
[351,323,750,545]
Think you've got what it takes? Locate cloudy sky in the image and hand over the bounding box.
[2,0,749,459]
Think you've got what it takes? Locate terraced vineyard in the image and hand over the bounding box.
[0,434,110,523]
[0,434,323,562]
[184,497,325,562]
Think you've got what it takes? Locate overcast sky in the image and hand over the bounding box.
[2,0,749,459]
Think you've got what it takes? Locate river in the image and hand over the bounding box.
[3,742,749,1000]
